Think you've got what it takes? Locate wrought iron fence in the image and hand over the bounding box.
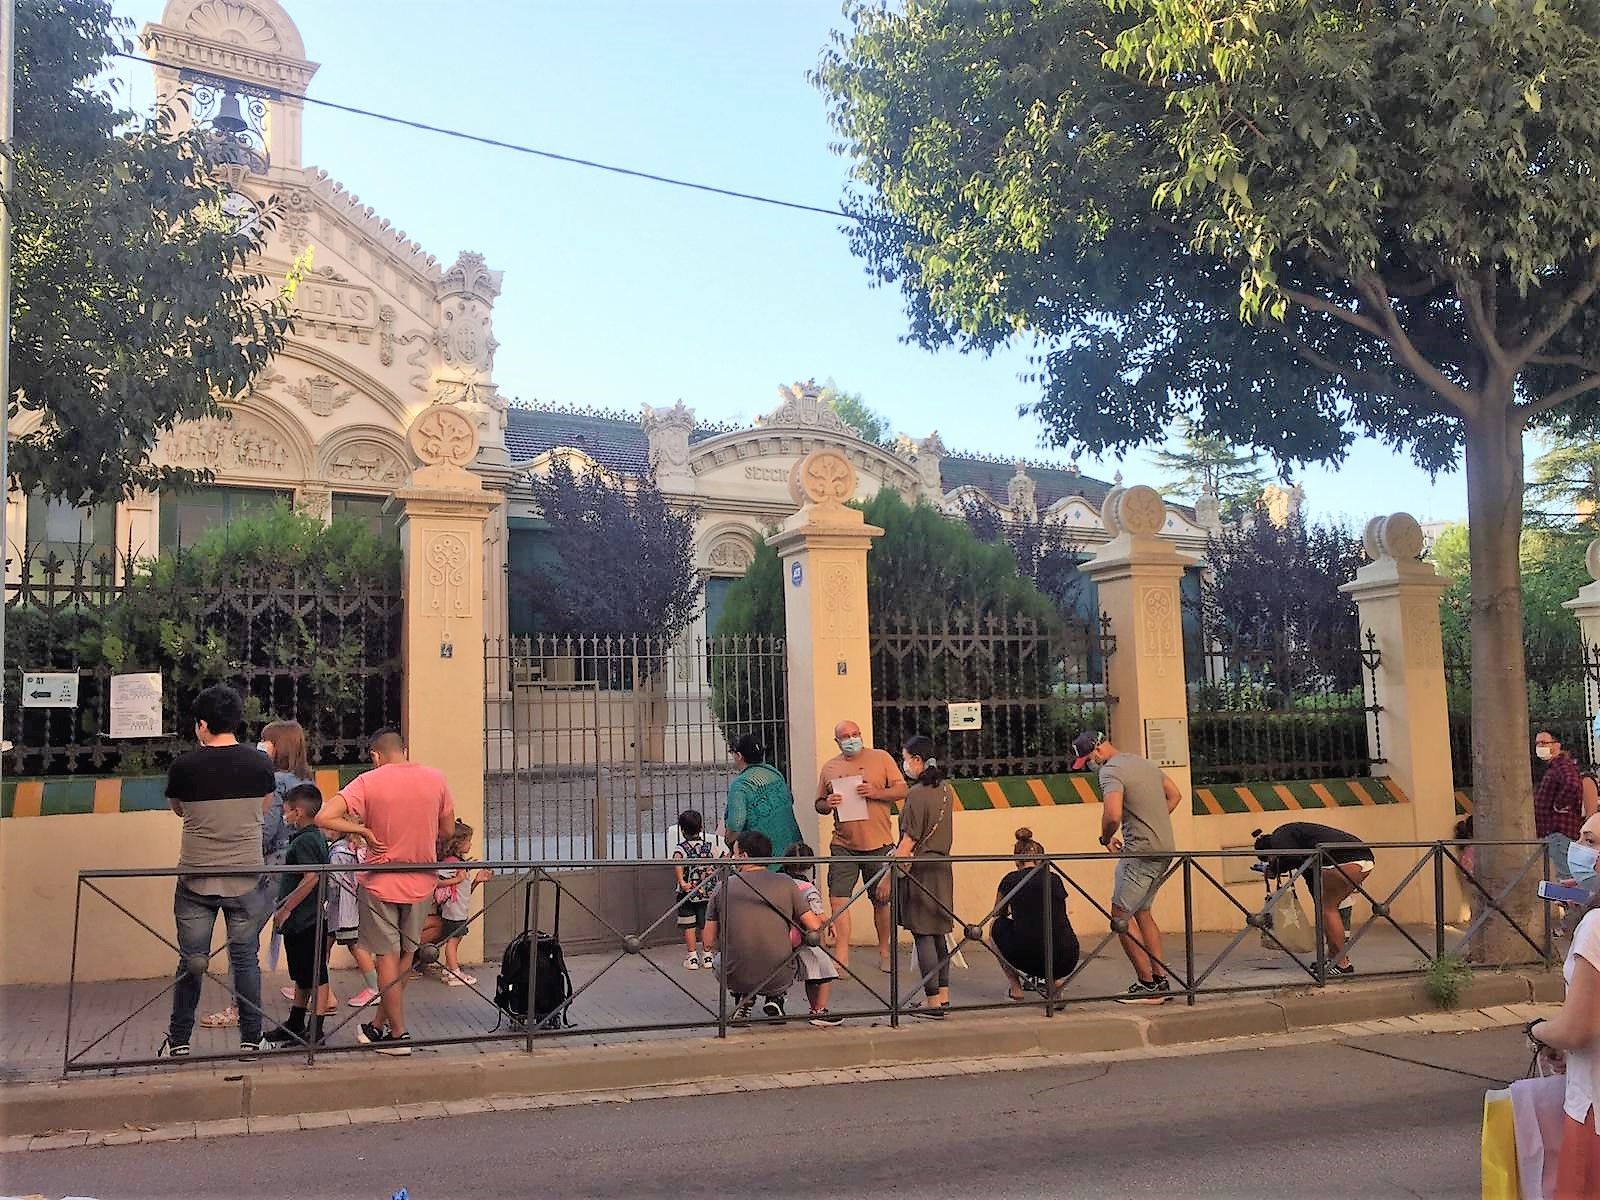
[484,633,788,862]
[1446,645,1600,790]
[61,839,1560,1075]
[3,541,402,775]
[1187,624,1382,785]
[870,600,1115,778]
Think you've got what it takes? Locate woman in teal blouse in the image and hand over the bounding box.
[724,735,802,869]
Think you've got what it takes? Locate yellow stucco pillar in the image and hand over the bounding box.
[766,450,884,850]
[1079,486,1198,909]
[392,406,500,964]
[1340,514,1454,837]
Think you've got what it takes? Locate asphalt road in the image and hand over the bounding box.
[1,1027,1529,1200]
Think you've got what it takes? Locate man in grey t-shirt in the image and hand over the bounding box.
[1073,731,1181,1004]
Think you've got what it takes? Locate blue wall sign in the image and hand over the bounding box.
[790,562,803,588]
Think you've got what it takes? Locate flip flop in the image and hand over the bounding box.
[199,1007,238,1028]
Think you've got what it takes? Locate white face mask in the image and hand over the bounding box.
[1535,744,1557,761]
[256,742,271,756]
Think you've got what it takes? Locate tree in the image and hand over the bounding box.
[512,457,702,639]
[1150,421,1268,523]
[821,380,893,447]
[818,0,1600,943]
[961,499,1089,619]
[1526,435,1600,530]
[9,0,293,504]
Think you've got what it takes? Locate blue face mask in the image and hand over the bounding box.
[839,737,864,755]
[1569,842,1598,886]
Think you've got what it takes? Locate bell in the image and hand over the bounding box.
[213,90,247,134]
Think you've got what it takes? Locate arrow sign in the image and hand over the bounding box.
[21,672,78,709]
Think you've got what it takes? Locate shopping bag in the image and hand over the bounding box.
[1261,884,1317,956]
[1510,1074,1567,1200]
[1483,1088,1521,1200]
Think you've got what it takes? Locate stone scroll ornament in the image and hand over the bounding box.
[408,404,479,469]
[788,449,858,508]
[1099,483,1167,536]
[1361,512,1425,562]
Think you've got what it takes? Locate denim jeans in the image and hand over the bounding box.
[169,880,270,1045]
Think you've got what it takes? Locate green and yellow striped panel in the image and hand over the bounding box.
[1189,777,1407,816]
[947,774,1104,811]
[1,766,368,818]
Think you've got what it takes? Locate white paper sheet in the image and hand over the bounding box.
[832,775,868,822]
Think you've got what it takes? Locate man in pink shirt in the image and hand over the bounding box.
[318,728,454,1055]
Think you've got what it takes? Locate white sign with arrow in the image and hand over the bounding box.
[22,671,79,709]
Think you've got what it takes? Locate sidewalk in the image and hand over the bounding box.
[1,922,1535,1084]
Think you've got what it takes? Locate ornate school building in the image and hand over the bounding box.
[1,0,1219,656]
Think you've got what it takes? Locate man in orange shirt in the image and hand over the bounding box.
[317,728,454,1055]
[813,719,907,972]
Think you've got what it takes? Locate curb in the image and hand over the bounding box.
[0,969,1562,1141]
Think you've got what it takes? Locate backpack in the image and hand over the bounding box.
[433,855,463,908]
[678,838,717,901]
[493,929,573,1027]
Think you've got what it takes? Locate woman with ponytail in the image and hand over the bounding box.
[890,734,954,1017]
[990,827,1080,1000]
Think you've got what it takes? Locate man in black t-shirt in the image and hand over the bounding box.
[161,685,276,1057]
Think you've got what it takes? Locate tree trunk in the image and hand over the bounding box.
[1463,395,1539,963]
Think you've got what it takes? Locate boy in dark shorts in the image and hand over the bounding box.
[673,810,718,970]
[266,784,331,1048]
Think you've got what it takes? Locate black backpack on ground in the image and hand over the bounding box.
[494,929,574,1027]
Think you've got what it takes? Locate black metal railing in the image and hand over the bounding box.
[4,540,402,774]
[63,839,1562,1076]
[1446,644,1600,790]
[1187,628,1382,784]
[870,602,1116,778]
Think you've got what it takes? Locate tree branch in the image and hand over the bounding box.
[1352,274,1476,416]
[1513,250,1600,365]
[1279,287,1385,338]
[1460,272,1509,372]
[1523,373,1600,418]
[1530,353,1600,372]
[1284,333,1465,420]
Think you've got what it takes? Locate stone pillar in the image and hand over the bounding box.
[392,406,500,963]
[1080,485,1198,852]
[1562,540,1600,762]
[1340,513,1454,839]
[767,450,884,845]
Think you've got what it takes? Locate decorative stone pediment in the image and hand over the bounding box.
[155,404,309,478]
[757,380,857,437]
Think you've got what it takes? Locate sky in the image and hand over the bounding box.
[108,0,1474,526]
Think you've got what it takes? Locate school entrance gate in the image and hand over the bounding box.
[481,633,787,954]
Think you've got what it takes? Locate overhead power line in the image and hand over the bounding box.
[112,49,876,226]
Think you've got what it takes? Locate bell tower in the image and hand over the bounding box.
[142,0,320,177]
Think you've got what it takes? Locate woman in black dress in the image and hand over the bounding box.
[990,827,1080,1000]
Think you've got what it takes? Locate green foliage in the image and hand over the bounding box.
[1422,953,1474,1011]
[1433,522,1591,660]
[1151,421,1269,523]
[962,500,1091,618]
[10,0,294,504]
[1527,435,1600,530]
[1189,712,1371,786]
[820,380,894,447]
[5,506,401,773]
[513,457,703,639]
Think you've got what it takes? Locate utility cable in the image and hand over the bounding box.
[1337,1039,1516,1086]
[111,49,895,229]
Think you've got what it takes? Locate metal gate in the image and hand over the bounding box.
[482,633,787,951]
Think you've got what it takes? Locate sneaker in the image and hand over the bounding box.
[730,1001,753,1027]
[238,1040,265,1056]
[262,1024,301,1048]
[809,1009,844,1028]
[348,987,380,1009]
[1152,975,1174,996]
[157,1036,190,1059]
[761,997,786,1022]
[357,1023,412,1056]
[699,951,714,970]
[684,953,701,971]
[1326,961,1356,979]
[1115,979,1170,1005]
[454,972,476,987]
[911,1003,948,1020]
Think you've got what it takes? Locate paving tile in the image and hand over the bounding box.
[394,1102,449,1121]
[191,1118,248,1140]
[299,1111,352,1130]
[29,1131,91,1151]
[442,1098,495,1117]
[100,1128,146,1146]
[0,1135,36,1154]
[141,1123,197,1143]
[342,1106,402,1126]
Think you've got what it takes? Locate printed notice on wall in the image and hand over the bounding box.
[109,673,163,738]
[1143,716,1189,769]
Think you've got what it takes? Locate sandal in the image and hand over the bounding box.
[199,1006,238,1029]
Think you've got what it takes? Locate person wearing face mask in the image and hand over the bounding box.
[1534,732,1587,880]
[1528,813,1600,1197]
[889,735,955,1017]
[813,719,908,972]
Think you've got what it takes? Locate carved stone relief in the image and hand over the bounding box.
[161,413,293,475]
[294,486,331,522]
[821,559,864,640]
[790,449,857,508]
[643,401,695,482]
[409,405,479,468]
[327,441,407,487]
[1139,584,1180,678]
[425,531,471,622]
[288,373,354,417]
[378,305,395,366]
[706,535,754,574]
[183,0,282,51]
[760,380,854,436]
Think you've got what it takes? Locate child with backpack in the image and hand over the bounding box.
[673,810,719,970]
[783,841,842,1027]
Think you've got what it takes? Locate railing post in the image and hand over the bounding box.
[1183,856,1196,1007]
[1433,844,1446,963]
[716,862,729,1039]
[1313,851,1327,984]
[888,860,901,1028]
[64,873,84,1077]
[1042,861,1054,1018]
[307,872,327,1066]
[525,870,541,1050]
